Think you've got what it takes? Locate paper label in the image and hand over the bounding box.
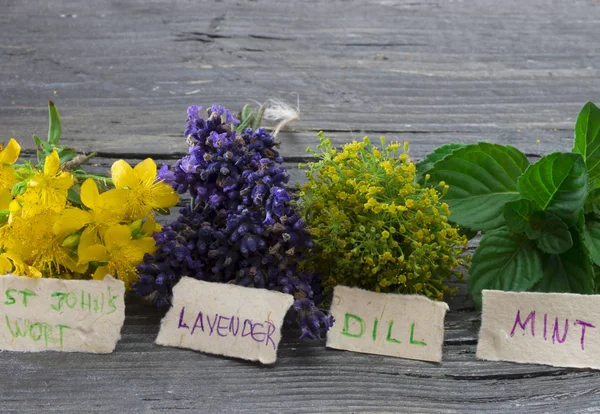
[155,277,294,364]
[0,274,125,353]
[477,290,600,369]
[326,286,449,362]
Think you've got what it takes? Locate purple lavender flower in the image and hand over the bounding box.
[135,104,333,339]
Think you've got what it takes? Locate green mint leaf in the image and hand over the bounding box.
[584,218,600,266]
[415,143,465,184]
[48,100,62,146]
[468,226,543,308]
[533,229,593,294]
[517,152,588,227]
[533,214,573,254]
[426,142,529,232]
[573,101,600,181]
[503,198,537,234]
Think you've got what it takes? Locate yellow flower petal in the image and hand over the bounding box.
[44,149,61,176]
[133,158,157,184]
[141,215,156,236]
[103,224,132,252]
[0,255,12,274]
[80,178,99,209]
[78,244,110,264]
[0,138,21,165]
[131,236,157,257]
[53,208,93,237]
[93,266,110,280]
[0,166,18,190]
[0,187,12,210]
[111,160,137,189]
[149,182,179,209]
[55,172,74,191]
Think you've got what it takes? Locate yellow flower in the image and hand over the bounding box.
[0,138,21,191]
[0,187,12,210]
[78,224,157,288]
[53,178,126,239]
[0,210,84,276]
[22,149,73,216]
[107,159,179,221]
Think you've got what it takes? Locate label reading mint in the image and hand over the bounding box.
[477,290,600,369]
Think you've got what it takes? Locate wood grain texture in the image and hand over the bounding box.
[1,0,600,411]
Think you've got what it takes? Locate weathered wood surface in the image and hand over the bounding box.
[1,0,600,412]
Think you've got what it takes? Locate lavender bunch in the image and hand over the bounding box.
[135,105,333,339]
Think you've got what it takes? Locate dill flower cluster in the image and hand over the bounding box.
[135,105,334,339]
[0,102,179,287]
[299,133,469,300]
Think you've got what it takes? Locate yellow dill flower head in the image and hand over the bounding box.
[300,134,469,300]
[78,224,157,288]
[0,138,21,191]
[108,159,179,221]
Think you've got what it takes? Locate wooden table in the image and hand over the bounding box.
[1,0,600,411]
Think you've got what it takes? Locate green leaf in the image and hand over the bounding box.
[427,143,530,231]
[11,181,27,197]
[534,215,573,254]
[0,209,9,226]
[57,146,77,164]
[468,227,544,308]
[416,143,466,184]
[584,188,600,216]
[573,101,600,181]
[67,188,82,207]
[584,218,600,266]
[517,152,588,227]
[48,100,62,146]
[33,134,52,166]
[252,105,265,131]
[503,198,537,234]
[533,229,594,294]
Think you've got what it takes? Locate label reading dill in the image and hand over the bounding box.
[0,274,125,353]
[478,290,600,369]
[155,277,294,364]
[326,286,448,362]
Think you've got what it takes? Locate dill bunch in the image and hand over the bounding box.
[299,133,469,300]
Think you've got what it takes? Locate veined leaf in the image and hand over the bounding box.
[533,229,593,294]
[573,101,600,181]
[517,152,587,227]
[416,143,466,184]
[584,218,600,266]
[503,198,537,234]
[534,215,572,254]
[468,227,543,308]
[427,143,529,231]
[48,100,62,146]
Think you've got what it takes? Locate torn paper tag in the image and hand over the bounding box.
[477,290,600,369]
[0,274,125,353]
[326,286,449,362]
[155,277,294,364]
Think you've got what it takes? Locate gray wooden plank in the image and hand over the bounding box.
[2,0,600,412]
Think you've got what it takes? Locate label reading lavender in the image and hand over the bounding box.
[326,286,448,362]
[155,277,294,364]
[477,290,600,369]
[0,274,125,353]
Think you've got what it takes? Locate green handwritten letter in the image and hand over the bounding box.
[341,313,365,338]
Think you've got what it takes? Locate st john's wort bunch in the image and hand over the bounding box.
[134,105,334,339]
